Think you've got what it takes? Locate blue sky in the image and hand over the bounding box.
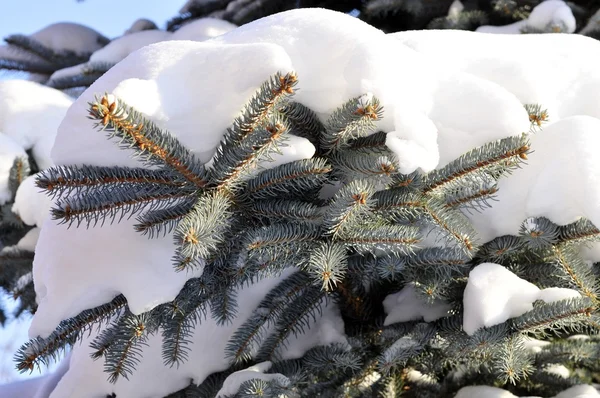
[0,0,184,40]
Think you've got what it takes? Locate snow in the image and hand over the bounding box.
[476,0,576,34]
[22,7,600,397]
[48,273,345,398]
[522,337,550,353]
[12,175,53,228]
[455,386,522,398]
[89,30,173,64]
[171,18,237,41]
[0,80,73,165]
[463,263,581,335]
[455,385,600,398]
[28,23,107,54]
[124,19,158,35]
[544,364,570,378]
[215,362,287,397]
[279,299,347,360]
[554,385,600,398]
[382,283,451,325]
[392,30,600,243]
[17,227,41,251]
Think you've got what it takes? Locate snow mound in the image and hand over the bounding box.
[172,18,237,41]
[124,19,158,35]
[382,283,451,325]
[28,7,600,397]
[476,0,576,34]
[469,116,600,242]
[0,80,73,154]
[28,22,108,54]
[463,263,581,335]
[89,30,173,64]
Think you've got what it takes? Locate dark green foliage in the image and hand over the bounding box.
[0,32,109,80]
[0,154,40,322]
[15,72,600,398]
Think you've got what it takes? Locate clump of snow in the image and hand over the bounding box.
[89,30,173,65]
[455,386,522,398]
[406,369,436,384]
[476,0,576,34]
[28,22,108,54]
[463,263,581,335]
[522,337,550,353]
[172,18,237,41]
[544,364,570,379]
[382,283,451,325]
[124,19,158,35]
[12,175,53,228]
[0,80,73,155]
[215,362,287,397]
[16,227,41,252]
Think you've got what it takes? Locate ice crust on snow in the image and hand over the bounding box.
[23,7,600,397]
[476,0,576,34]
[382,283,451,325]
[463,263,581,335]
[215,362,287,397]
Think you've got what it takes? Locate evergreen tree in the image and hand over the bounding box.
[10,71,600,397]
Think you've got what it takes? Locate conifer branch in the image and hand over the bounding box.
[16,295,127,372]
[279,101,324,145]
[422,134,530,196]
[244,158,331,199]
[322,95,382,152]
[248,199,321,223]
[323,179,375,238]
[52,185,193,227]
[340,225,420,255]
[134,197,197,238]
[226,271,312,364]
[173,191,232,268]
[550,246,598,302]
[37,165,186,199]
[89,95,208,188]
[4,34,95,67]
[103,311,160,383]
[510,298,595,336]
[557,218,600,246]
[256,286,326,361]
[9,156,30,198]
